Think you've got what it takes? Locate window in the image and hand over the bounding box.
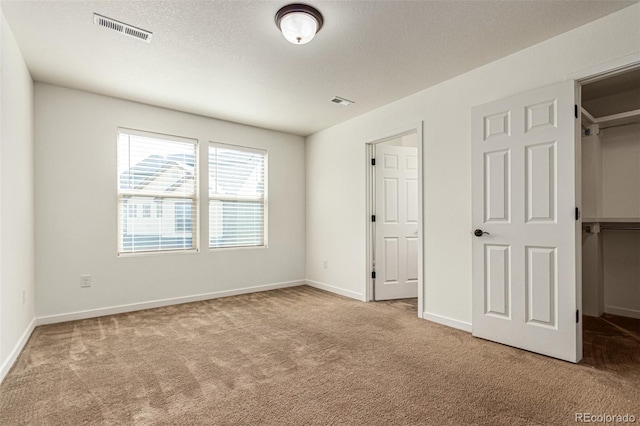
[117,129,198,254]
[155,199,163,218]
[209,143,266,248]
[174,201,192,232]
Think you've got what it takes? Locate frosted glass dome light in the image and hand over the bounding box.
[275,4,324,45]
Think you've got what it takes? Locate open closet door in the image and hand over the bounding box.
[374,144,419,300]
[471,80,582,363]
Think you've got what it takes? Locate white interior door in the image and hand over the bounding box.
[374,144,419,300]
[472,80,582,363]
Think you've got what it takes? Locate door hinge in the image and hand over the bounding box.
[371,215,376,222]
[371,158,376,166]
[575,207,580,221]
[574,104,578,119]
[576,309,580,323]
[371,271,376,279]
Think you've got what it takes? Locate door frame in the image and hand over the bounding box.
[365,122,424,317]
[567,53,640,85]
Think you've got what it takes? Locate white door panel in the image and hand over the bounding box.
[375,145,419,300]
[472,80,581,363]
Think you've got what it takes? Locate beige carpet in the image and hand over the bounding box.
[1,286,638,425]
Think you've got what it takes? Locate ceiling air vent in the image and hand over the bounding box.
[94,13,153,43]
[330,96,354,106]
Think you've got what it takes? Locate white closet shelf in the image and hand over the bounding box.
[583,217,640,223]
[581,107,640,127]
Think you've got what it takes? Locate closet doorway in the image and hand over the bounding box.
[579,66,640,371]
[365,123,424,318]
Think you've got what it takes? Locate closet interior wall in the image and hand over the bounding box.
[582,69,640,320]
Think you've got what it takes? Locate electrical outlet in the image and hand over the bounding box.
[323,259,328,269]
[22,289,26,305]
[81,274,92,288]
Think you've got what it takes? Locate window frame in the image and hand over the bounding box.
[117,127,200,256]
[208,141,268,250]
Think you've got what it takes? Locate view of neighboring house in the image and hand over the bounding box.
[119,154,196,251]
[118,149,264,251]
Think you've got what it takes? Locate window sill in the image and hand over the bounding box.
[209,245,267,252]
[117,248,200,258]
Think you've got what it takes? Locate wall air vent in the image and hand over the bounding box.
[94,13,153,43]
[331,96,354,106]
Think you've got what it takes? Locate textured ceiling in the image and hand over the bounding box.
[1,0,636,136]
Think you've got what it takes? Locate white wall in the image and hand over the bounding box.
[581,228,604,317]
[382,133,418,148]
[581,132,602,219]
[0,10,35,374]
[602,125,640,218]
[35,84,305,318]
[581,130,604,318]
[306,4,640,324]
[601,124,640,318]
[603,230,640,319]
[583,88,640,118]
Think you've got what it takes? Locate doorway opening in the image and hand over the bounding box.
[579,65,640,372]
[365,123,424,318]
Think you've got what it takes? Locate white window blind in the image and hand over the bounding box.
[117,129,198,254]
[209,143,266,248]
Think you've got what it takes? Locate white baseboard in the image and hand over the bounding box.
[605,305,640,320]
[422,311,472,333]
[36,280,305,326]
[1,318,36,383]
[305,280,365,301]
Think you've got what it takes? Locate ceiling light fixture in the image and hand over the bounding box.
[275,4,323,45]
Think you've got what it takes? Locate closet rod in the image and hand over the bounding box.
[601,227,640,231]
